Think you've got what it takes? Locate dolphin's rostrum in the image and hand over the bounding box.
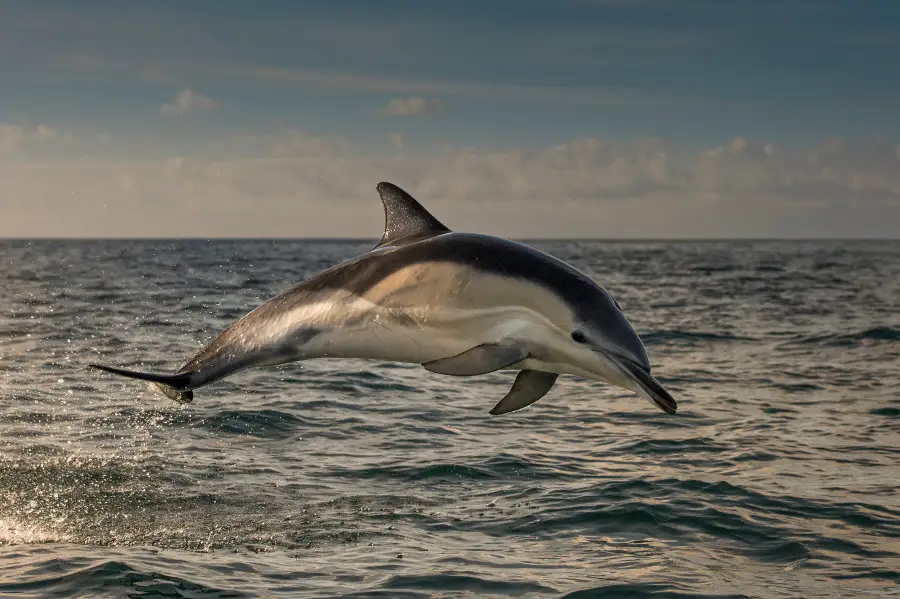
[91,182,677,415]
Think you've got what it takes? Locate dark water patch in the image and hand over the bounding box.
[806,535,897,559]
[727,449,779,463]
[739,539,811,563]
[298,372,424,396]
[667,479,900,537]
[760,404,799,414]
[690,264,740,273]
[370,438,456,452]
[620,437,729,456]
[755,263,785,273]
[478,476,900,563]
[330,453,578,483]
[871,406,900,417]
[383,573,557,595]
[790,326,900,348]
[822,444,900,458]
[332,463,500,483]
[282,397,364,412]
[561,584,753,598]
[333,591,430,599]
[240,277,269,288]
[855,326,900,341]
[355,380,422,395]
[642,330,756,346]
[770,381,823,393]
[312,494,440,514]
[196,409,316,439]
[598,409,712,427]
[0,559,250,598]
[504,500,676,540]
[514,491,797,564]
[831,568,900,583]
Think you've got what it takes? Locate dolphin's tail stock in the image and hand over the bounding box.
[88,363,196,404]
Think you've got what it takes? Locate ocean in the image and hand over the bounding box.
[0,239,897,598]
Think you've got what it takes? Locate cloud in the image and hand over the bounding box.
[213,64,650,107]
[0,123,59,153]
[159,88,217,117]
[33,125,58,142]
[1,134,898,238]
[0,124,27,154]
[1,5,696,106]
[379,97,444,116]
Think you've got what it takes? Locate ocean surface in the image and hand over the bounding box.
[0,239,898,599]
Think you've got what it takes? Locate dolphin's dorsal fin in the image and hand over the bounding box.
[375,182,450,248]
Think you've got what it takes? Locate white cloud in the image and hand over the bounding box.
[210,64,650,107]
[159,88,217,117]
[0,123,59,153]
[0,124,27,154]
[1,134,898,238]
[33,124,58,142]
[379,97,444,116]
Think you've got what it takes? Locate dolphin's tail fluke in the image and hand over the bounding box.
[89,364,195,404]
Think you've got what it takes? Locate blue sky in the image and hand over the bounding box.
[1,0,899,237]
[4,0,899,149]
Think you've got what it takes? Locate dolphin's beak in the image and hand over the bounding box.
[611,356,678,414]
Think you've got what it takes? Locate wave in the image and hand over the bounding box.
[0,560,249,598]
[475,477,900,564]
[197,408,318,439]
[330,453,580,483]
[641,330,757,345]
[789,326,900,347]
[560,584,753,599]
[871,406,900,417]
[382,573,556,596]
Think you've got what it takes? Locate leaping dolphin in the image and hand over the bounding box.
[90,182,677,415]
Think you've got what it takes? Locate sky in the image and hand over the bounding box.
[1,0,899,238]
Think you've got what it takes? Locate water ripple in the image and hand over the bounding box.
[1,239,898,598]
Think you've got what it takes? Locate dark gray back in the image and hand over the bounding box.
[283,233,622,324]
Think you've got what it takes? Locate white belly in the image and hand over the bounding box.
[297,301,555,366]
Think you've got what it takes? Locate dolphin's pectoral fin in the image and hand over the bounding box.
[422,343,528,376]
[489,370,559,415]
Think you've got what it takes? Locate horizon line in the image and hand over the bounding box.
[1,236,898,242]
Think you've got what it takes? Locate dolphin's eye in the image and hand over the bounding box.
[571,330,587,343]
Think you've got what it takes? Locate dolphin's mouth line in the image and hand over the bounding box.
[603,353,678,415]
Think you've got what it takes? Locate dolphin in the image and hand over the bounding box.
[90,182,677,415]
